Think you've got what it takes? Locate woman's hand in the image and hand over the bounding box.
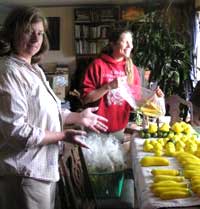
[63,129,89,149]
[80,107,108,133]
[107,76,127,90]
[156,86,165,97]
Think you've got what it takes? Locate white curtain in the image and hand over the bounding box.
[192,11,200,86]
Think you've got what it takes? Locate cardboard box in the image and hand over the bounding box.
[47,73,69,101]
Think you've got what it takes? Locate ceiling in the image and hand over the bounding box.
[0,0,189,7]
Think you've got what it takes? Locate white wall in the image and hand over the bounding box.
[196,0,200,8]
[0,6,77,73]
[39,7,76,73]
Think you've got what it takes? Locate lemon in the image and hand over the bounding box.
[148,123,158,134]
[176,140,185,148]
[143,143,154,152]
[171,122,183,133]
[159,123,170,132]
[154,150,163,156]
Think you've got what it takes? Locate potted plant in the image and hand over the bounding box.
[130,3,193,99]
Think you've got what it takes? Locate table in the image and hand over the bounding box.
[131,135,200,209]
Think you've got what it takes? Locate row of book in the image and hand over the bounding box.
[74,8,118,22]
[75,39,109,55]
[75,24,111,39]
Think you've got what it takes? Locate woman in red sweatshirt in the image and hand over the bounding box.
[81,28,141,140]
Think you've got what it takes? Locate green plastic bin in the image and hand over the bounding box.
[89,171,124,199]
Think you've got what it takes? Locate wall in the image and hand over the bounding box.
[39,7,76,73]
[0,6,76,74]
[196,0,200,8]
[0,6,12,24]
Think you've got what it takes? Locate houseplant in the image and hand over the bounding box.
[130,3,193,98]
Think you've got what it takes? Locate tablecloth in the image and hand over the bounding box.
[131,136,200,209]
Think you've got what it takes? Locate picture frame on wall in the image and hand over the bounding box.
[121,6,144,21]
[47,17,60,50]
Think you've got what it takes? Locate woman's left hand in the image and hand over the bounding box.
[80,107,108,133]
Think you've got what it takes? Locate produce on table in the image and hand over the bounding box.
[141,122,199,157]
[151,180,188,190]
[153,187,190,198]
[153,175,185,183]
[151,169,180,176]
[159,190,191,200]
[140,156,169,166]
[139,121,200,200]
[139,101,162,118]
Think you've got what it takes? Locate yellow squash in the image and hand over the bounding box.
[153,187,189,197]
[151,181,188,190]
[160,190,191,200]
[153,175,185,183]
[140,156,169,167]
[151,169,179,176]
[183,169,200,179]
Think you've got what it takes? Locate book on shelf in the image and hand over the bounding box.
[100,7,119,21]
[100,25,111,38]
[74,8,90,21]
[76,38,108,55]
[75,24,112,39]
[74,7,119,57]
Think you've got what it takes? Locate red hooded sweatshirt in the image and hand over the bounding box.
[82,54,141,132]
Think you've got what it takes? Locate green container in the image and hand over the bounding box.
[89,171,124,199]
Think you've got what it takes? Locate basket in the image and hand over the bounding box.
[89,171,124,199]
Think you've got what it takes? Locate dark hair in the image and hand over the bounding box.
[0,6,49,64]
[101,28,133,55]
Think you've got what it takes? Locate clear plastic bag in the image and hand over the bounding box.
[81,133,125,173]
[119,83,165,117]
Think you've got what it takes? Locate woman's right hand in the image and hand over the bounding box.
[63,129,89,149]
[107,76,127,90]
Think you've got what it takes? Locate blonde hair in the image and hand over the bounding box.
[126,57,134,85]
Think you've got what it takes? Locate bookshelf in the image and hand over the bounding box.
[73,6,145,62]
[74,7,120,57]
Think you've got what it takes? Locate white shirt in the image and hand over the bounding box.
[0,56,66,182]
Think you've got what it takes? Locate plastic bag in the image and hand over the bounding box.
[155,95,166,116]
[81,133,125,173]
[118,83,165,117]
[118,84,137,109]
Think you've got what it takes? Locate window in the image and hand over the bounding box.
[192,11,200,86]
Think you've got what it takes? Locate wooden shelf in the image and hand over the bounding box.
[74,7,118,56]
